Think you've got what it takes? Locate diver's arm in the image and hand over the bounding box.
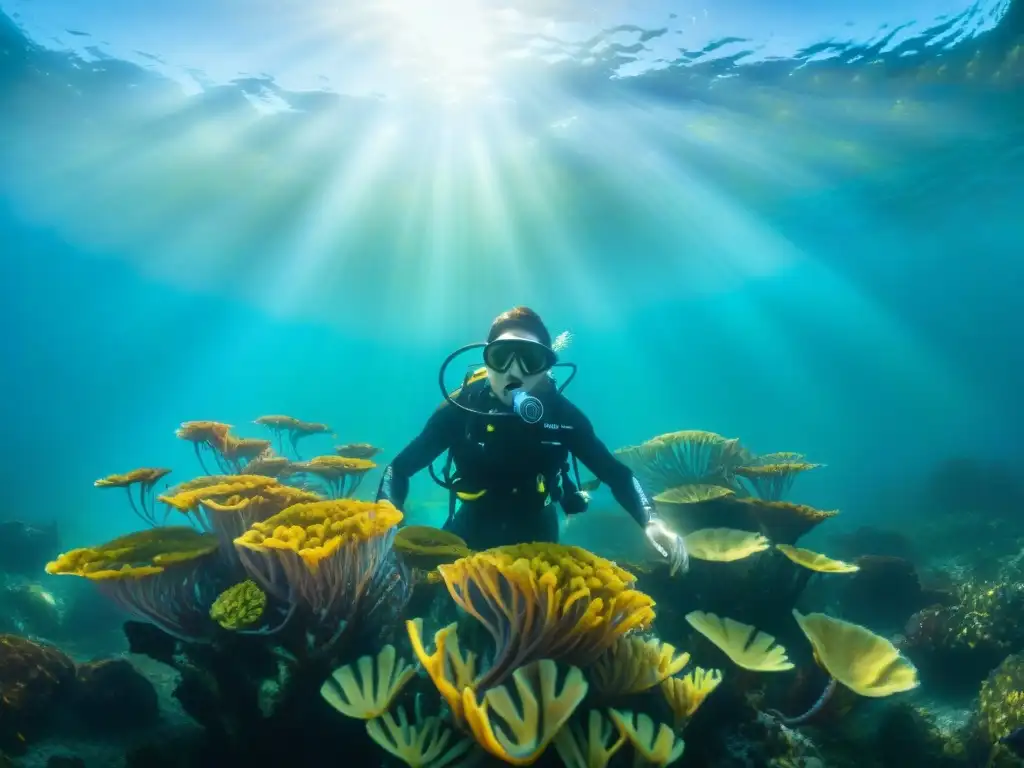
[561,404,654,527]
[376,402,458,511]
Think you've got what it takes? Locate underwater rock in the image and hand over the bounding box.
[73,658,159,732]
[0,582,63,638]
[0,521,59,577]
[0,634,75,752]
[903,580,1024,694]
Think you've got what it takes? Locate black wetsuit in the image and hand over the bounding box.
[376,377,656,550]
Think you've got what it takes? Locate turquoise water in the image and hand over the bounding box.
[1,0,1022,557]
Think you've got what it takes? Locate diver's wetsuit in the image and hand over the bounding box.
[376,377,655,550]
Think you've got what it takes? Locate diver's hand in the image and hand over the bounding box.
[645,518,689,576]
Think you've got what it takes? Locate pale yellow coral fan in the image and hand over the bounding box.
[776,544,860,573]
[661,667,723,727]
[553,710,627,768]
[683,528,770,562]
[685,611,794,672]
[321,644,417,719]
[608,709,685,767]
[365,707,472,768]
[590,636,690,697]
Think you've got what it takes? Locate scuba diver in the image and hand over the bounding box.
[375,306,689,574]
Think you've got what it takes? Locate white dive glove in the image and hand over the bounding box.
[644,516,689,576]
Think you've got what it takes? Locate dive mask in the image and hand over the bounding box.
[483,338,557,377]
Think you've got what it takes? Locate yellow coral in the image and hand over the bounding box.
[321,644,417,719]
[979,653,1024,745]
[210,580,266,630]
[608,710,685,766]
[437,543,655,687]
[776,544,859,573]
[590,636,690,697]
[661,667,723,727]
[365,707,472,768]
[553,710,627,768]
[393,526,472,570]
[733,463,822,502]
[685,611,793,672]
[792,610,919,697]
[461,659,588,766]
[159,475,280,513]
[406,620,478,725]
[733,498,838,544]
[45,527,218,579]
[233,499,403,645]
[236,499,401,568]
[683,528,770,562]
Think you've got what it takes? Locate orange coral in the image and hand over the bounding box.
[94,467,172,527]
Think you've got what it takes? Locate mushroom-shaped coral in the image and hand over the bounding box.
[654,484,736,505]
[209,579,266,630]
[45,527,220,640]
[437,543,655,688]
[94,467,172,527]
[685,611,794,672]
[590,636,691,697]
[733,463,821,502]
[336,443,382,460]
[217,436,273,473]
[160,475,321,557]
[553,710,627,768]
[234,499,405,649]
[616,431,748,494]
[733,499,838,545]
[393,526,472,571]
[660,667,723,728]
[608,710,685,767]
[174,421,235,474]
[283,455,376,499]
[775,545,859,574]
[254,415,331,459]
[321,644,417,719]
[684,528,770,562]
[365,707,472,768]
[462,659,589,766]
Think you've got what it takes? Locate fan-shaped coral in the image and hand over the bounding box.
[234,499,405,649]
[685,611,794,672]
[734,498,838,545]
[684,528,770,562]
[590,636,691,697]
[437,543,655,687]
[365,706,472,768]
[733,463,821,502]
[175,421,235,474]
[321,644,417,719]
[775,545,859,573]
[660,667,723,727]
[553,710,627,768]
[655,484,736,505]
[608,710,686,767]
[792,610,919,697]
[616,431,748,494]
[45,527,220,640]
[461,659,589,766]
[406,620,479,725]
[94,467,172,527]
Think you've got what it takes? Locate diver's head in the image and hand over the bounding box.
[484,306,557,406]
